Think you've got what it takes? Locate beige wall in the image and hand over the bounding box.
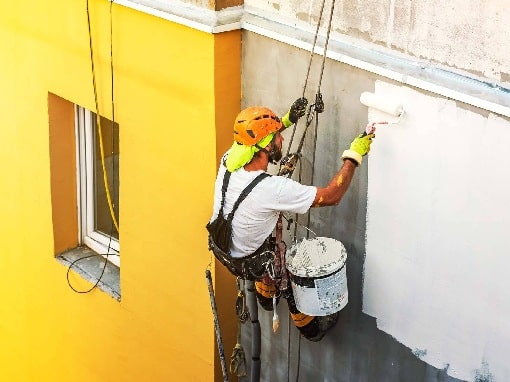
[245,0,510,85]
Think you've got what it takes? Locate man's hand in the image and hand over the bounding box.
[341,133,375,166]
[282,97,308,127]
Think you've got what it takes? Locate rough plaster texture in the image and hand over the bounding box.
[239,32,467,382]
[364,81,510,382]
[164,0,242,10]
[245,0,510,84]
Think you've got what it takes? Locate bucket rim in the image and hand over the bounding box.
[285,236,347,277]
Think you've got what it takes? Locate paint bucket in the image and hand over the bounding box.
[286,237,348,316]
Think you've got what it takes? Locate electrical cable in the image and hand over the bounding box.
[67,0,118,294]
[89,0,119,233]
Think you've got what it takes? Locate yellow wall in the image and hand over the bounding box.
[0,0,239,380]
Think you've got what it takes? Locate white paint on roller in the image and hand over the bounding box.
[360,92,404,117]
[363,80,510,381]
[360,91,404,134]
[286,237,348,316]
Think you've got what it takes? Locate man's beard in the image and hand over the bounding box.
[268,144,283,164]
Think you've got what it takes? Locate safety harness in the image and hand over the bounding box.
[206,170,275,281]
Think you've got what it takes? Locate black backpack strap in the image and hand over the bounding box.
[227,172,271,222]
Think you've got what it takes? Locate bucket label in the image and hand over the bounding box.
[315,270,347,311]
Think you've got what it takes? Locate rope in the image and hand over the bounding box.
[287,314,291,382]
[280,2,337,380]
[301,0,328,97]
[286,0,335,156]
[295,335,301,382]
[315,0,337,94]
[305,110,320,237]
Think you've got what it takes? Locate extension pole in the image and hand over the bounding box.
[205,269,229,382]
[245,280,261,382]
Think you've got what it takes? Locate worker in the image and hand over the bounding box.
[207,98,374,341]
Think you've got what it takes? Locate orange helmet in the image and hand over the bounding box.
[233,106,283,146]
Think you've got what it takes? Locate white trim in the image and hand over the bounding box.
[112,1,510,117]
[241,12,510,118]
[114,0,242,33]
[88,231,120,252]
[74,106,83,244]
[84,236,120,267]
[76,107,121,267]
[83,110,95,238]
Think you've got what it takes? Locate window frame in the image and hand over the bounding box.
[75,106,120,267]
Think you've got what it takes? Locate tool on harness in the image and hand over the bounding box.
[206,170,274,280]
[231,279,248,377]
[235,277,249,323]
[272,295,280,333]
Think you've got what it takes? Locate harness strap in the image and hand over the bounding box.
[218,169,231,216]
[227,172,270,223]
[208,170,273,280]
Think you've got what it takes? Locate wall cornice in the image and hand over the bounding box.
[115,0,510,117]
[114,0,242,33]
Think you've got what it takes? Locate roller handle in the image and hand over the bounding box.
[360,121,387,136]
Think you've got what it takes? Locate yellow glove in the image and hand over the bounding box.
[341,133,375,166]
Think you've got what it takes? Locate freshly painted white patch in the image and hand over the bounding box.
[363,81,510,381]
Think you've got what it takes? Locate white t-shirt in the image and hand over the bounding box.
[210,154,317,258]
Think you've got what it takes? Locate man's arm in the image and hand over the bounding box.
[311,133,374,207]
[312,158,358,207]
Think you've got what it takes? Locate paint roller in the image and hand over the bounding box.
[359,91,404,134]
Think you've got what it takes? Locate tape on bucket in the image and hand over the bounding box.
[286,237,348,316]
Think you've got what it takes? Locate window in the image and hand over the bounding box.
[75,106,120,266]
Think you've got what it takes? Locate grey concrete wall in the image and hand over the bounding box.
[239,32,464,382]
[235,2,510,380]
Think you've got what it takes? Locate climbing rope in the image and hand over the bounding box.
[286,0,329,154]
[284,0,337,160]
[279,1,338,381]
